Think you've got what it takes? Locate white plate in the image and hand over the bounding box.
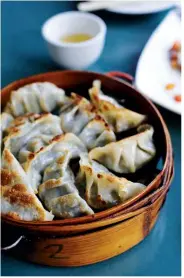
[135,11,181,115]
[107,1,177,15]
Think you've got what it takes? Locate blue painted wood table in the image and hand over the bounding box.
[1,1,181,276]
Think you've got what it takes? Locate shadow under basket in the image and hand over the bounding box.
[1,70,174,266]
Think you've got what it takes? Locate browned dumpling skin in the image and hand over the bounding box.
[89,125,156,174]
[1,80,153,221]
[3,113,63,162]
[76,154,146,209]
[23,133,87,193]
[0,112,14,150]
[4,82,66,116]
[89,80,146,133]
[59,93,96,134]
[78,115,116,150]
[1,112,14,133]
[38,151,94,218]
[1,149,53,221]
[59,93,116,149]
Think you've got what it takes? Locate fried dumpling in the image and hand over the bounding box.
[76,154,146,209]
[49,192,94,218]
[18,134,54,163]
[59,93,116,149]
[39,152,76,209]
[89,125,156,174]
[1,149,53,221]
[0,113,14,150]
[3,113,63,161]
[60,93,96,134]
[89,80,146,133]
[4,82,66,116]
[38,151,93,218]
[78,115,116,150]
[3,113,41,136]
[23,133,87,193]
[1,113,14,133]
[1,79,155,221]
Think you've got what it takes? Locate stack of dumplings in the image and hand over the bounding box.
[1,80,156,221]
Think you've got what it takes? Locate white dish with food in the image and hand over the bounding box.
[135,11,181,115]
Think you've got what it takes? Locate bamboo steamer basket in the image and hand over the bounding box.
[1,71,174,266]
[2,163,173,266]
[3,154,173,237]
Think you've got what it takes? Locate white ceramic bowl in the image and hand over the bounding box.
[42,11,106,69]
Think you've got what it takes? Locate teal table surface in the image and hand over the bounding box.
[1,1,181,276]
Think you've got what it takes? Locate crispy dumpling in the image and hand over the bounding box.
[3,113,63,161]
[39,152,76,209]
[39,151,93,218]
[49,192,94,218]
[78,115,116,150]
[89,80,146,133]
[1,80,156,221]
[23,133,87,193]
[89,125,156,173]
[18,134,53,163]
[76,154,146,209]
[1,112,14,133]
[59,93,96,134]
[1,149,53,221]
[4,82,66,116]
[1,113,14,150]
[59,93,116,149]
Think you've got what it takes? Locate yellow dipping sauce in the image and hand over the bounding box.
[60,33,93,43]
